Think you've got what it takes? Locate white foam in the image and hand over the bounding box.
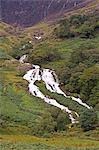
[42,68,91,109]
[23,67,78,123]
[23,64,91,124]
[35,36,42,40]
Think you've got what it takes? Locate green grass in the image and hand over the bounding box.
[0,63,53,135]
[0,134,99,150]
[0,142,58,150]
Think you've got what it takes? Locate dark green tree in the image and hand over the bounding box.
[56,112,70,131]
[79,65,99,101]
[79,110,98,131]
[49,108,70,131]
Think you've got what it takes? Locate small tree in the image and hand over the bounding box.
[56,112,70,131]
[79,109,98,131]
[49,108,70,131]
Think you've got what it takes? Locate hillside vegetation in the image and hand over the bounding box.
[0,11,99,150]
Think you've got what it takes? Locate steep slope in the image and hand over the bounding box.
[0,21,99,149]
[1,0,94,27]
[0,2,99,149]
[63,0,99,18]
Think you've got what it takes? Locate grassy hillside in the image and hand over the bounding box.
[1,133,99,150]
[0,11,99,150]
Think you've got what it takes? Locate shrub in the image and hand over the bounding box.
[54,14,99,39]
[70,14,88,27]
[32,113,57,136]
[79,109,98,131]
[29,47,61,64]
[54,19,74,38]
[78,22,95,38]
[49,107,70,131]
[89,84,99,109]
[78,65,99,101]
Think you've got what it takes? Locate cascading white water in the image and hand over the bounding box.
[41,68,91,109]
[42,69,66,96]
[21,54,91,124]
[23,65,78,124]
[71,97,91,109]
[23,63,91,124]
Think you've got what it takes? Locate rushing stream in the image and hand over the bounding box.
[23,65,91,124]
[21,55,91,124]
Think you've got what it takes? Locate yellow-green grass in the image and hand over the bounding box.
[0,134,99,149]
[0,61,57,135]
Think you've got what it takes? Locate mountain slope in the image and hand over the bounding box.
[1,0,95,27]
[0,14,99,133]
[0,2,99,150]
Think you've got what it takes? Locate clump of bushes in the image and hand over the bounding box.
[54,19,75,38]
[29,46,61,64]
[32,108,70,136]
[57,46,99,110]
[79,109,98,131]
[54,13,99,39]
